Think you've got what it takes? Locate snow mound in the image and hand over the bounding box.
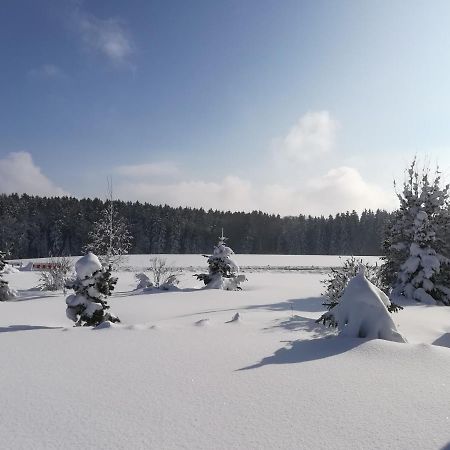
[321,266,406,342]
[226,312,241,323]
[75,252,102,279]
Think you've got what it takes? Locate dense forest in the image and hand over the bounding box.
[0,194,392,259]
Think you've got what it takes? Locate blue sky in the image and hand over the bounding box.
[1,0,450,215]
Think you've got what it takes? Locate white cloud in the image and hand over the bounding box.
[305,166,397,216]
[115,167,396,216]
[28,64,66,79]
[115,162,180,178]
[0,152,68,197]
[274,111,339,162]
[72,9,134,68]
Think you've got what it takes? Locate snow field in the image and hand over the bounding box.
[1,256,450,449]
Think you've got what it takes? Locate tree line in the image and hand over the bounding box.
[0,193,392,259]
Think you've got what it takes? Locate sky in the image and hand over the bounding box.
[2,0,450,216]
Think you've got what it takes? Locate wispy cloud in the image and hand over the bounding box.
[0,152,68,197]
[274,111,339,162]
[28,64,66,80]
[71,7,135,68]
[115,162,180,178]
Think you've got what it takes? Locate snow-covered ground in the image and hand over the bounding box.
[1,255,450,449]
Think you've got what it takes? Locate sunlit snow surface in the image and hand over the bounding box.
[1,255,450,450]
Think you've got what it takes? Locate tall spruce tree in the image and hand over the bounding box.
[381,160,450,304]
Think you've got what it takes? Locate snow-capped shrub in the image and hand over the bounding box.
[0,250,17,301]
[317,266,406,343]
[134,258,181,291]
[38,256,73,292]
[148,257,181,289]
[65,252,120,327]
[381,159,450,305]
[195,232,246,290]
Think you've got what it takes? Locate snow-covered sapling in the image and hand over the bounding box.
[0,250,17,301]
[83,179,132,269]
[317,266,406,343]
[195,231,246,290]
[322,256,402,313]
[65,252,120,326]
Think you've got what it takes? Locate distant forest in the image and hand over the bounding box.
[0,194,392,259]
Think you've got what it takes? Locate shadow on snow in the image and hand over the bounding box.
[237,337,363,370]
[0,325,63,333]
[432,333,450,349]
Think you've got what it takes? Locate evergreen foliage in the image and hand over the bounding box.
[380,160,450,305]
[321,256,402,315]
[195,232,246,290]
[317,266,406,343]
[0,250,17,301]
[65,253,120,326]
[0,193,391,258]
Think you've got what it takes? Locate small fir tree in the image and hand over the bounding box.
[317,266,406,343]
[322,256,402,313]
[0,250,17,301]
[380,160,450,305]
[195,230,246,290]
[65,252,120,326]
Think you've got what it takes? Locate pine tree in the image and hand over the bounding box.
[84,179,132,268]
[65,252,120,326]
[195,230,246,290]
[380,159,450,304]
[317,266,406,343]
[0,250,17,301]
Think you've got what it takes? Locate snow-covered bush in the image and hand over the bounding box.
[135,257,181,291]
[38,256,73,292]
[381,160,450,305]
[148,257,181,289]
[65,252,120,327]
[195,232,246,290]
[317,266,406,343]
[0,250,17,301]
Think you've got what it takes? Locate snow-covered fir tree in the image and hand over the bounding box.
[195,230,246,290]
[322,256,402,313]
[380,160,450,305]
[84,179,132,268]
[317,266,406,343]
[0,250,17,301]
[65,252,120,326]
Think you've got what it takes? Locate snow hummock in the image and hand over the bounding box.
[321,266,406,342]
